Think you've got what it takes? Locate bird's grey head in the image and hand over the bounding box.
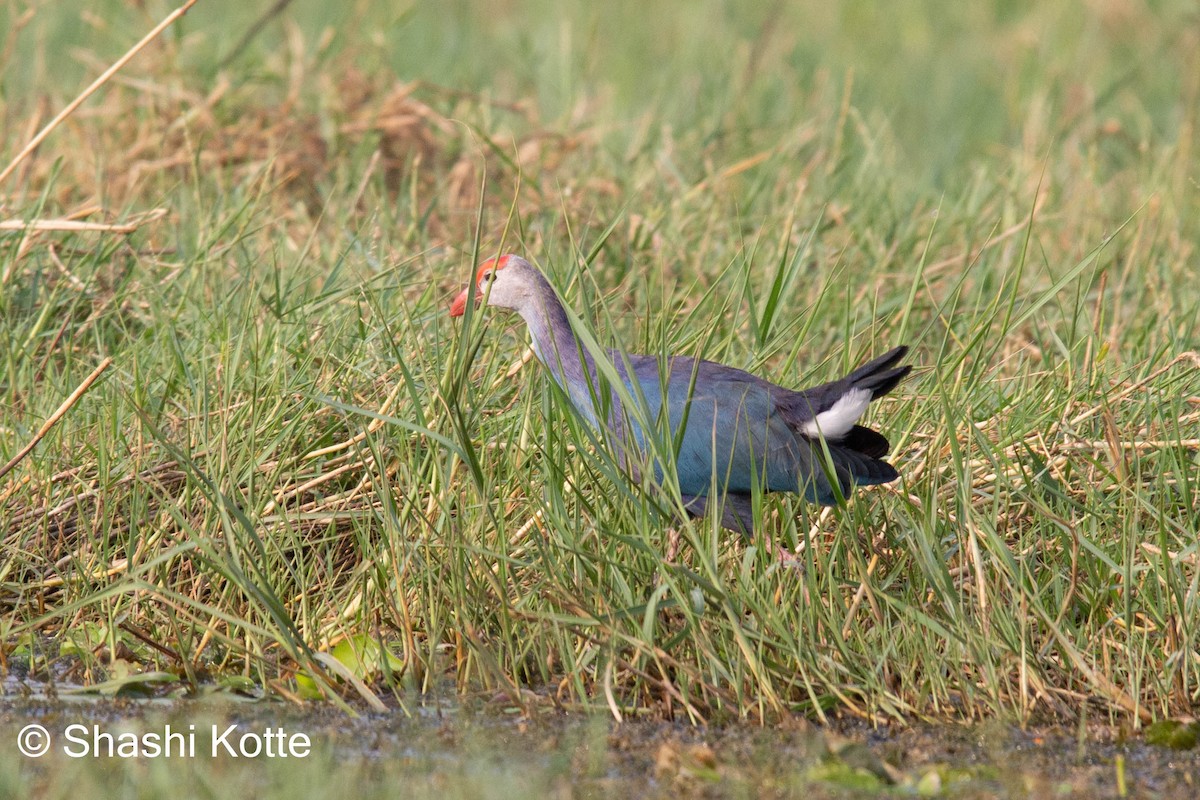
[449,254,541,317]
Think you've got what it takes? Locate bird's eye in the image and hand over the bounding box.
[482,270,495,283]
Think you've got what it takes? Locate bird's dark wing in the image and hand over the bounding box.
[616,355,812,496]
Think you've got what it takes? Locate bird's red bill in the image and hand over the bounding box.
[449,287,473,317]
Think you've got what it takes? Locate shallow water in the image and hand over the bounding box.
[0,688,1197,799]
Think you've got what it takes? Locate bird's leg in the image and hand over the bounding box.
[774,543,804,570]
[765,530,804,571]
[770,506,832,570]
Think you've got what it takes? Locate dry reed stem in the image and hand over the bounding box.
[1140,543,1199,568]
[262,459,365,516]
[0,1,198,186]
[302,368,405,461]
[0,209,167,233]
[2,462,186,527]
[1068,351,1200,428]
[924,215,1036,274]
[496,347,537,387]
[841,553,879,639]
[0,357,113,482]
[684,149,775,199]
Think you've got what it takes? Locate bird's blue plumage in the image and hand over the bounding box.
[613,356,816,495]
[468,256,910,535]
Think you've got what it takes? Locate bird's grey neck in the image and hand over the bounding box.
[520,281,595,390]
[517,274,627,441]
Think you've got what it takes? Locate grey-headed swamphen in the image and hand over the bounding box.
[450,254,910,536]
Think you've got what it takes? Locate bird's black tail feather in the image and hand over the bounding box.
[791,345,912,504]
[844,345,911,399]
[784,345,911,437]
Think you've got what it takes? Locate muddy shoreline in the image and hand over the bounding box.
[1,692,1196,798]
